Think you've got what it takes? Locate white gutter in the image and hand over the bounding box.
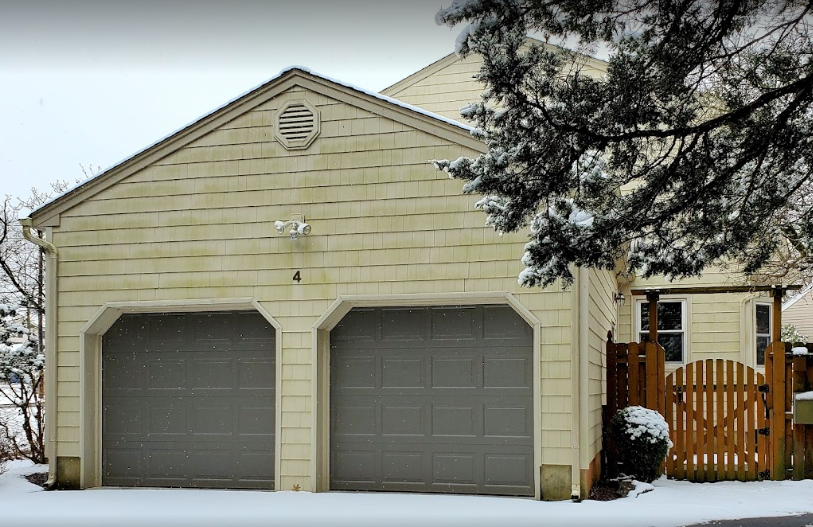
[19,218,58,489]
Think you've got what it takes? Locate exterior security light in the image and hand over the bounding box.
[274,217,311,240]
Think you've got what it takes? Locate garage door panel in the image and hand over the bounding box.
[103,353,142,392]
[484,453,532,487]
[332,308,377,342]
[332,450,377,484]
[189,359,232,390]
[103,447,142,484]
[190,403,234,437]
[238,406,275,437]
[382,451,425,483]
[381,308,425,341]
[483,305,534,340]
[103,312,275,489]
[483,406,531,438]
[238,449,275,481]
[103,399,143,437]
[237,358,275,390]
[148,449,188,480]
[146,399,187,437]
[381,357,425,388]
[382,405,424,436]
[331,305,533,496]
[432,452,476,485]
[147,358,187,391]
[484,357,532,389]
[430,307,477,340]
[431,357,477,388]
[332,403,376,436]
[431,405,476,437]
[332,357,375,388]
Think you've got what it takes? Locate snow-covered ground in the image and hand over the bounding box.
[2,461,813,527]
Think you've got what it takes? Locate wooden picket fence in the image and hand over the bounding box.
[605,335,665,418]
[605,336,813,482]
[603,334,665,477]
[765,342,813,480]
[664,360,768,482]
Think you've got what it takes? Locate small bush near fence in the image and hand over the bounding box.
[610,406,673,483]
[0,422,12,475]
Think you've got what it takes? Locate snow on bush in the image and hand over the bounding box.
[610,406,673,483]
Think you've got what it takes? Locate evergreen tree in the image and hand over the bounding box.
[435,0,813,287]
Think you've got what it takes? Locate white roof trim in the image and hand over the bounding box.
[783,283,813,310]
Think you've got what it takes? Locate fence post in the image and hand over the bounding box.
[606,331,617,418]
[770,341,787,480]
[793,350,806,480]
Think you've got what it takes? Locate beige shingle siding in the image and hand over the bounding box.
[384,55,484,122]
[385,47,607,124]
[51,85,575,489]
[784,290,813,339]
[588,268,617,460]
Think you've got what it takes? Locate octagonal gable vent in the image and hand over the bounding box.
[275,99,320,150]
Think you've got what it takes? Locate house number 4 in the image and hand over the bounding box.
[293,271,302,283]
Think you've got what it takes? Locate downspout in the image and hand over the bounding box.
[20,218,58,490]
[578,266,590,498]
[570,268,582,500]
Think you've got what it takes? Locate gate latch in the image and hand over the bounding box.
[757,427,770,436]
[758,384,770,393]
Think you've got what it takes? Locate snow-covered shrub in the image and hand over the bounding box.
[782,324,808,345]
[609,406,673,483]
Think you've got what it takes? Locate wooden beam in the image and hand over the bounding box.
[773,287,783,343]
[646,292,659,343]
[630,285,803,296]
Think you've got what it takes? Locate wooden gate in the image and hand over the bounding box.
[665,359,768,482]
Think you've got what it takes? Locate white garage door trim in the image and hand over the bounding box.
[78,298,282,489]
[311,292,542,500]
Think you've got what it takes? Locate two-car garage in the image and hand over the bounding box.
[100,305,534,496]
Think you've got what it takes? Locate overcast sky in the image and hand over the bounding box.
[0,1,464,207]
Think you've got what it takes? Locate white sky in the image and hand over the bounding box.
[0,1,463,202]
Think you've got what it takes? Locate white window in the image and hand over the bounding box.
[636,299,686,362]
[755,303,771,366]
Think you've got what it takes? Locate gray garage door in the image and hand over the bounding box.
[330,305,534,496]
[102,311,275,489]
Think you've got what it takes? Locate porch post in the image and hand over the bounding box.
[647,292,660,344]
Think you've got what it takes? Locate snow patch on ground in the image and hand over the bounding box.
[3,461,813,527]
[627,481,655,498]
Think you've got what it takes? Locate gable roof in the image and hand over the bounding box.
[28,67,484,228]
[381,52,462,97]
[381,38,609,99]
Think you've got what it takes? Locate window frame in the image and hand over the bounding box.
[754,301,772,367]
[634,297,688,364]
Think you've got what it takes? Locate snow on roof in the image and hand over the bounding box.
[29,66,473,219]
[783,283,813,311]
[278,66,473,132]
